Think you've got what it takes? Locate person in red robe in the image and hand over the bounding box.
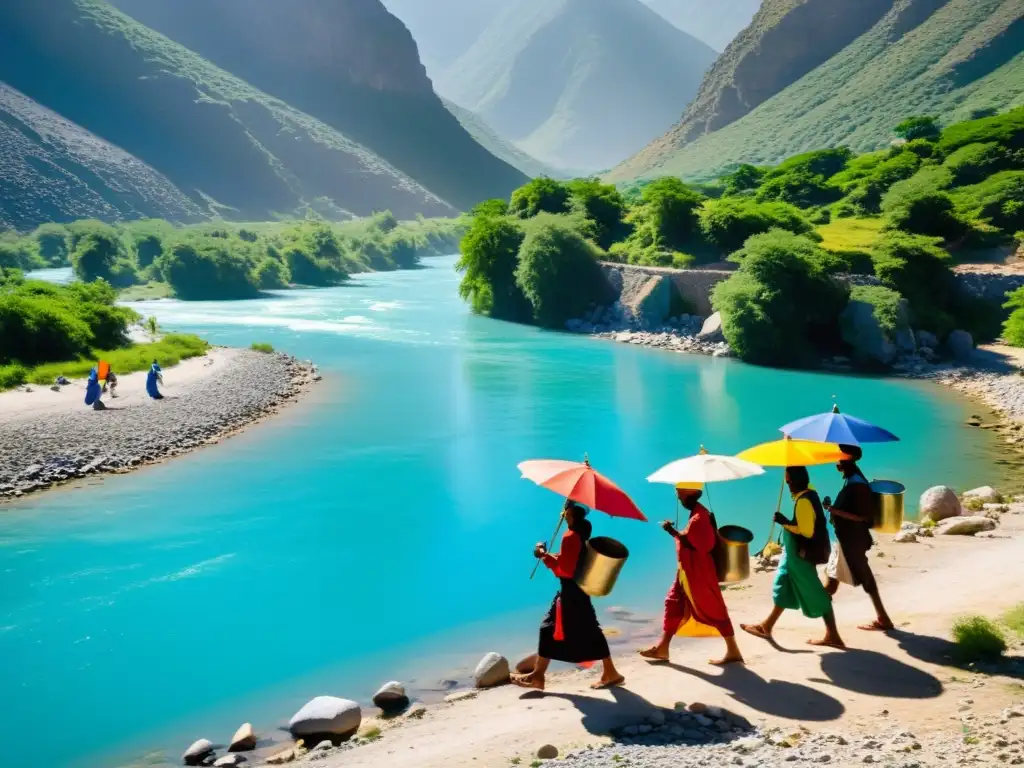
[639,484,744,666]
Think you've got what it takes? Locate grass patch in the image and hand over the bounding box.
[118,281,174,301]
[17,334,210,388]
[250,342,274,354]
[816,217,884,252]
[360,725,381,743]
[1002,604,1024,637]
[952,616,1008,662]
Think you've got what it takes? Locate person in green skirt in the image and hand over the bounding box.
[741,466,845,649]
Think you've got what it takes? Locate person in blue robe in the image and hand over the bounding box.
[146,360,164,400]
[84,368,101,406]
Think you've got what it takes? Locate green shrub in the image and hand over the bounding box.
[871,231,956,333]
[566,178,628,250]
[284,246,344,287]
[509,177,571,219]
[700,198,817,253]
[32,223,70,266]
[0,363,27,389]
[1005,288,1024,347]
[514,215,611,328]
[894,115,940,142]
[818,249,874,275]
[882,168,963,239]
[1002,604,1024,637]
[939,107,1024,155]
[712,230,848,366]
[456,213,529,321]
[849,285,905,336]
[157,238,260,299]
[952,616,1007,662]
[250,342,274,353]
[71,225,139,287]
[254,257,289,289]
[950,171,1024,234]
[616,178,705,265]
[722,164,766,196]
[944,142,1012,186]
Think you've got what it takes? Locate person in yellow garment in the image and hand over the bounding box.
[638,483,744,666]
[741,466,845,649]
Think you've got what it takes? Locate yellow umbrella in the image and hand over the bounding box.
[736,437,851,554]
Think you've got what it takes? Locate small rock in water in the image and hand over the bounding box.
[537,744,559,759]
[228,723,257,752]
[182,739,215,766]
[372,681,410,714]
[213,756,246,767]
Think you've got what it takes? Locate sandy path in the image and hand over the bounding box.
[0,348,237,422]
[316,517,1024,768]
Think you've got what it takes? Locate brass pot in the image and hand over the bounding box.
[870,480,905,533]
[575,537,629,598]
[714,525,753,584]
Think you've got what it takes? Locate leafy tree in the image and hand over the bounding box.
[284,246,344,287]
[456,214,528,321]
[254,257,289,289]
[514,215,611,328]
[0,238,43,271]
[1004,287,1024,347]
[71,229,138,287]
[699,198,816,253]
[157,239,259,299]
[509,177,571,219]
[32,223,70,266]
[133,232,164,268]
[471,199,510,218]
[722,164,765,196]
[615,178,705,265]
[895,116,940,142]
[566,178,628,249]
[870,231,956,332]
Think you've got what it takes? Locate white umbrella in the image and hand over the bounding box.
[647,448,764,486]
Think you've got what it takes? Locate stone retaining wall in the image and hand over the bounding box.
[599,262,734,317]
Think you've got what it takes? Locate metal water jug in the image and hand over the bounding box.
[713,525,754,584]
[575,537,629,597]
[870,480,905,533]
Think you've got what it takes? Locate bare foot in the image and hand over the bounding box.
[741,623,772,641]
[510,672,545,690]
[858,620,894,632]
[591,675,625,690]
[638,646,669,662]
[807,636,846,649]
[709,653,744,666]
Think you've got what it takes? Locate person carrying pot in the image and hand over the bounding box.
[639,483,743,666]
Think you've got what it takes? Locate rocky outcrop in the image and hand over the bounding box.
[288,696,362,740]
[918,486,962,523]
[840,299,898,366]
[964,486,1002,503]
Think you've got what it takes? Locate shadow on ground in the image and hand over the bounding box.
[522,685,659,737]
[667,662,845,721]
[812,647,943,698]
[890,629,1024,681]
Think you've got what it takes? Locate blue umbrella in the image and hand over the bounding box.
[779,404,899,446]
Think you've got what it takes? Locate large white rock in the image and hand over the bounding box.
[288,696,361,740]
[936,516,996,536]
[697,312,725,344]
[946,329,974,360]
[840,299,898,366]
[919,486,962,522]
[182,739,215,766]
[963,486,1001,504]
[228,723,256,752]
[473,652,510,688]
[372,681,410,713]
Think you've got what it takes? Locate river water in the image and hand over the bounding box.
[2,257,996,765]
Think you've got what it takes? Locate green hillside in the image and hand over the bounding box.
[108,0,527,212]
[436,0,717,173]
[611,0,1024,182]
[642,0,761,50]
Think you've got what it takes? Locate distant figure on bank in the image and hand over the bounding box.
[84,368,102,408]
[823,445,894,632]
[511,501,625,691]
[146,360,163,400]
[639,483,743,666]
[741,466,844,649]
[102,369,118,398]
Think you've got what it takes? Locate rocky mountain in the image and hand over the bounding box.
[435,0,718,173]
[610,0,1024,181]
[108,0,526,213]
[381,0,504,74]
[441,100,562,179]
[642,0,761,50]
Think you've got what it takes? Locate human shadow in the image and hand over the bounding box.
[814,647,944,698]
[666,661,844,721]
[522,685,660,737]
[890,629,1024,680]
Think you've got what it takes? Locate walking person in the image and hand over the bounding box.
[638,483,743,666]
[741,466,844,649]
[511,501,625,691]
[823,445,894,631]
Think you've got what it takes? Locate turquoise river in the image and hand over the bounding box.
[0,256,998,766]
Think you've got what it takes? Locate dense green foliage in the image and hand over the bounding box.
[870,232,956,334]
[509,178,572,219]
[1005,288,1024,348]
[456,212,529,321]
[849,284,904,336]
[712,230,848,367]
[612,178,706,267]
[699,198,816,252]
[952,615,1007,662]
[894,116,940,142]
[565,179,628,250]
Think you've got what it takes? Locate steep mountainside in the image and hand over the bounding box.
[0,0,457,225]
[436,0,717,173]
[381,0,504,74]
[611,0,1024,181]
[108,0,526,212]
[0,83,204,230]
[442,99,560,179]
[642,0,761,50]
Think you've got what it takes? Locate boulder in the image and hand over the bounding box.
[228,723,257,752]
[840,299,897,366]
[963,486,1001,504]
[918,486,962,522]
[537,744,559,759]
[404,703,427,719]
[946,330,974,360]
[182,739,215,766]
[893,531,917,543]
[372,681,410,714]
[936,516,996,536]
[894,328,917,354]
[697,312,725,344]
[917,330,938,350]
[622,275,671,329]
[288,696,361,741]
[473,652,510,688]
[213,756,246,767]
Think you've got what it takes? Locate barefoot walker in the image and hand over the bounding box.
[640,483,743,666]
[742,466,844,649]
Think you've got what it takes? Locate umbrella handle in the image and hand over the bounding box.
[755,476,787,557]
[530,514,565,580]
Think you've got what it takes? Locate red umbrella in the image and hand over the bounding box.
[518,455,647,578]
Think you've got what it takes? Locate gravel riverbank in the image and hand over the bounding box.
[0,348,318,501]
